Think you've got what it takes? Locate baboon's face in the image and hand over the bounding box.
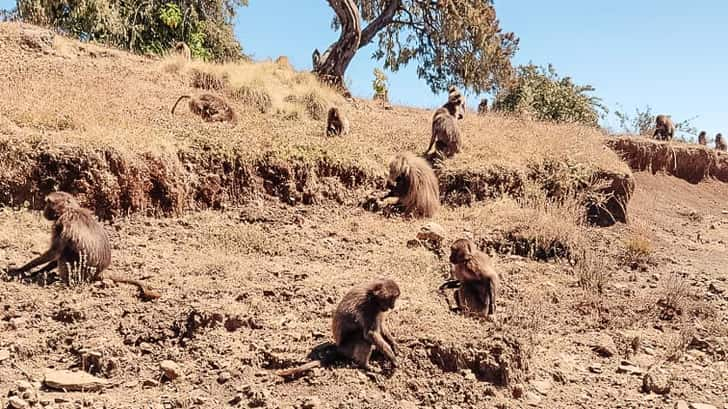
[373,282,400,311]
[450,239,472,264]
[43,192,77,220]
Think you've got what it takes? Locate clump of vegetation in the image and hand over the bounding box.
[657,273,693,320]
[15,0,247,61]
[621,221,654,270]
[190,68,229,91]
[372,68,389,102]
[231,85,273,114]
[493,64,606,126]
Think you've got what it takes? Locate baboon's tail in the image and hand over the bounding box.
[104,273,161,301]
[171,95,191,114]
[275,360,322,378]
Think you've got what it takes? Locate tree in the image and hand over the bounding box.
[15,0,247,61]
[314,0,518,95]
[493,64,606,126]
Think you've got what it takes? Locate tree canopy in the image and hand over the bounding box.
[315,0,519,94]
[14,0,247,61]
[493,64,607,127]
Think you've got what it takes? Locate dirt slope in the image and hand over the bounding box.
[0,22,726,409]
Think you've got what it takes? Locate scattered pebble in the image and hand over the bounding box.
[43,369,109,392]
[617,363,643,375]
[689,404,718,409]
[160,360,183,381]
[8,396,29,409]
[531,379,552,395]
[0,348,10,362]
[300,396,321,409]
[588,363,603,374]
[217,371,231,384]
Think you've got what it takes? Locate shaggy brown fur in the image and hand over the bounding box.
[172,41,191,61]
[477,98,488,115]
[326,107,350,137]
[276,279,400,377]
[440,238,498,316]
[8,192,160,300]
[424,86,465,159]
[379,152,440,218]
[716,133,727,151]
[171,94,237,123]
[698,131,707,145]
[653,115,675,141]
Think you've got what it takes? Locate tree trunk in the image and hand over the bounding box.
[313,0,361,95]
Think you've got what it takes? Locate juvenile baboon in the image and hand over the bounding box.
[477,98,488,115]
[440,238,498,316]
[172,41,191,61]
[326,107,350,137]
[377,152,440,218]
[653,115,675,141]
[171,94,237,123]
[7,192,160,300]
[716,133,727,151]
[698,131,707,145]
[424,86,466,159]
[276,279,400,377]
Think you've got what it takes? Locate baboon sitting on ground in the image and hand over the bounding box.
[276,279,400,378]
[424,86,465,162]
[477,98,488,115]
[374,152,440,218]
[171,94,237,123]
[440,238,498,317]
[7,192,160,300]
[653,115,674,141]
[716,133,727,151]
[698,131,707,145]
[326,107,350,137]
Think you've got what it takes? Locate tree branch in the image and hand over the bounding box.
[359,0,401,48]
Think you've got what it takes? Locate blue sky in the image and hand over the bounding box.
[2,0,725,135]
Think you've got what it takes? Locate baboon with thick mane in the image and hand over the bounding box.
[716,133,727,151]
[440,238,498,316]
[7,192,160,300]
[424,86,466,159]
[698,131,707,145]
[171,94,236,123]
[377,152,440,218]
[276,279,400,377]
[326,107,350,137]
[653,115,674,141]
[172,41,191,61]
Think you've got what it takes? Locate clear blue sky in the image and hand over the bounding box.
[2,0,725,135]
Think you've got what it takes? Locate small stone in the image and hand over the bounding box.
[525,392,542,406]
[417,222,447,243]
[642,370,671,395]
[217,371,231,384]
[39,398,52,406]
[9,317,27,329]
[300,396,321,409]
[460,369,477,381]
[617,364,643,375]
[0,348,10,361]
[142,379,159,388]
[43,369,108,392]
[229,394,243,405]
[588,363,603,374]
[689,404,718,409]
[398,400,418,409]
[139,343,154,354]
[16,380,33,392]
[160,360,182,381]
[531,379,552,395]
[8,396,29,409]
[591,335,618,357]
[708,282,725,294]
[224,316,245,332]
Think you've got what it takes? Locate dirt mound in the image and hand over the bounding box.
[607,136,728,184]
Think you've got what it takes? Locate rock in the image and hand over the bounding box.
[228,394,243,405]
[160,360,182,381]
[689,404,718,409]
[591,334,618,357]
[9,317,27,329]
[142,379,159,388]
[460,369,477,381]
[217,371,231,384]
[224,316,245,332]
[43,369,109,392]
[20,27,54,51]
[525,392,542,406]
[417,222,446,243]
[398,400,418,409]
[511,384,525,399]
[642,371,671,394]
[708,282,725,295]
[16,380,33,392]
[139,343,154,354]
[617,364,643,375]
[300,396,322,409]
[8,396,29,409]
[588,363,603,374]
[0,348,10,361]
[531,379,552,395]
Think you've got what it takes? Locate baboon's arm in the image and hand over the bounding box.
[381,325,398,355]
[424,134,437,155]
[12,243,61,274]
[379,196,401,206]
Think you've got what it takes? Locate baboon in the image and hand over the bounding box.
[698,131,707,145]
[716,133,727,151]
[653,115,675,141]
[377,152,440,218]
[276,279,400,377]
[172,41,191,61]
[7,192,160,300]
[477,98,488,115]
[424,86,466,159]
[326,107,350,137]
[439,238,498,316]
[171,94,237,123]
